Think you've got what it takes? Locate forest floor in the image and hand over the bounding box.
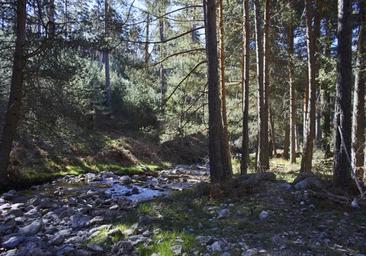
[1,158,366,256]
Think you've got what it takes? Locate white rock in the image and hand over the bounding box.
[211,241,222,252]
[259,210,269,220]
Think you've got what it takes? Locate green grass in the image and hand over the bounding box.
[138,230,198,256]
[14,158,171,190]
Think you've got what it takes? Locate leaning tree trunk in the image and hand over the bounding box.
[218,0,233,175]
[300,0,317,173]
[288,24,296,163]
[0,0,27,186]
[351,1,366,179]
[254,0,269,172]
[203,0,232,183]
[241,0,250,174]
[333,0,353,186]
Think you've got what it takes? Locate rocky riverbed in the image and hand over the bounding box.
[0,165,209,256]
[1,166,366,256]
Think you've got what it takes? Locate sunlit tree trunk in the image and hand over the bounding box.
[0,0,27,186]
[352,1,366,179]
[300,0,317,173]
[323,19,332,158]
[218,0,232,175]
[333,0,353,186]
[283,123,290,160]
[104,0,111,108]
[254,0,269,171]
[241,0,250,174]
[203,0,232,183]
[288,24,296,163]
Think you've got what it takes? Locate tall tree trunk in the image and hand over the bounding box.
[351,1,366,179]
[323,19,332,158]
[315,93,322,148]
[159,18,167,113]
[288,24,296,163]
[218,0,233,175]
[333,0,353,186]
[254,0,269,171]
[104,0,111,108]
[314,1,321,148]
[145,13,150,66]
[283,123,290,160]
[64,0,68,38]
[241,0,250,174]
[203,0,232,183]
[300,0,317,173]
[47,0,55,38]
[0,0,27,186]
[269,106,276,156]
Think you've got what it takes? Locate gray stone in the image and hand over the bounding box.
[171,245,183,255]
[111,241,133,255]
[259,211,269,220]
[242,248,258,256]
[120,175,132,185]
[218,208,230,219]
[56,245,75,256]
[2,236,25,249]
[294,176,322,190]
[71,214,91,228]
[87,244,104,252]
[131,186,139,194]
[3,249,18,256]
[109,204,119,210]
[19,220,42,236]
[211,241,222,252]
[89,216,104,225]
[3,190,17,200]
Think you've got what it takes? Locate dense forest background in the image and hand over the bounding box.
[1,0,366,255]
[0,0,365,192]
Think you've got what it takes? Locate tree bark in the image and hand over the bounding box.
[333,0,353,186]
[218,0,233,175]
[288,24,296,163]
[47,0,55,38]
[351,1,366,179]
[104,0,111,108]
[255,0,269,171]
[241,0,250,174]
[314,1,321,148]
[269,106,276,156]
[0,0,27,185]
[203,0,232,183]
[283,123,290,160]
[159,17,167,113]
[300,0,317,173]
[323,18,332,158]
[145,13,150,66]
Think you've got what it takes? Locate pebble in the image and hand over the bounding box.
[259,210,269,220]
[2,236,24,249]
